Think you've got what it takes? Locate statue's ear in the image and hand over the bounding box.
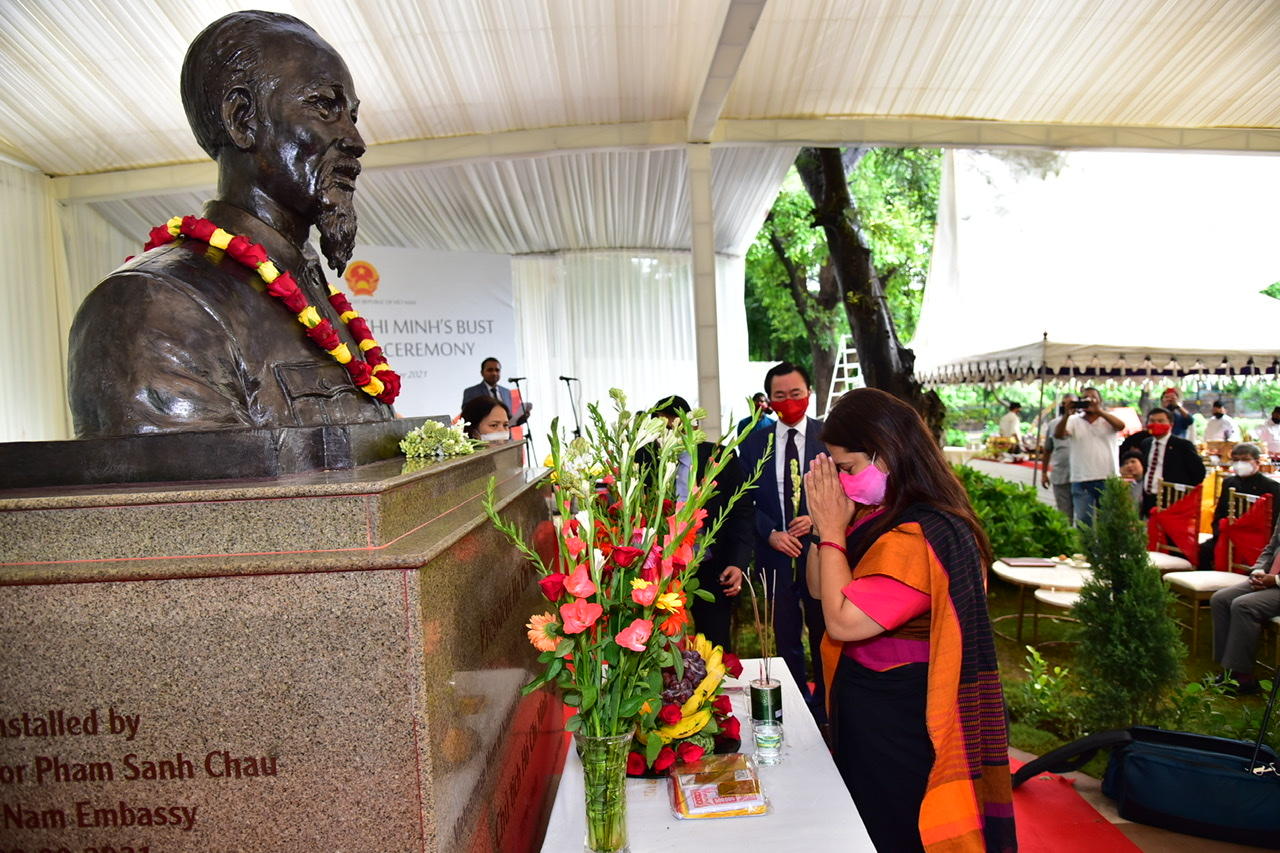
[221,86,257,150]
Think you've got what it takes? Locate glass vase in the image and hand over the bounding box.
[574,731,632,853]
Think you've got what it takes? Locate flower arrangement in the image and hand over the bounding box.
[399,420,481,459]
[626,633,744,775]
[484,389,761,753]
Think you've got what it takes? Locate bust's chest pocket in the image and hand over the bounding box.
[273,361,356,424]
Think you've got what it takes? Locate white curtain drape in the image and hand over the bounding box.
[0,161,73,442]
[60,203,136,320]
[513,250,749,450]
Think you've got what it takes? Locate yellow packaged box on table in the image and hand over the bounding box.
[668,752,769,819]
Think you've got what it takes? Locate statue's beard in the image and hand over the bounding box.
[317,197,357,275]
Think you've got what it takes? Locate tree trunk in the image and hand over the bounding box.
[765,214,841,414]
[795,147,945,438]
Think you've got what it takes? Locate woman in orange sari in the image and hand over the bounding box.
[804,388,1015,853]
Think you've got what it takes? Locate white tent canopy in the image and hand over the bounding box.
[3,1,1280,440]
[913,150,1280,385]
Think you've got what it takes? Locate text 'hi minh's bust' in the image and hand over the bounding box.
[68,11,396,438]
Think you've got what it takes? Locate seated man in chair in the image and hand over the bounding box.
[1210,512,1280,695]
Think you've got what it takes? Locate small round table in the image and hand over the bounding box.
[991,561,1092,645]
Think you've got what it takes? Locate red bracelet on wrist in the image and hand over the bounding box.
[819,540,847,554]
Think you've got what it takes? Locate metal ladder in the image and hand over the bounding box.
[825,334,863,414]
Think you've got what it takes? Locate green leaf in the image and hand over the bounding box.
[563,692,582,707]
[645,734,662,764]
[619,694,646,717]
[554,640,574,658]
[693,587,715,602]
[565,712,583,733]
[580,681,599,713]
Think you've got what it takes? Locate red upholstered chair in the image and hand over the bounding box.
[1148,481,1202,567]
[1215,491,1272,573]
[1161,484,1247,651]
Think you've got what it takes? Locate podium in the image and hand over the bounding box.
[0,440,558,852]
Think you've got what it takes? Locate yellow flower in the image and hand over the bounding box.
[654,591,682,612]
[526,612,559,653]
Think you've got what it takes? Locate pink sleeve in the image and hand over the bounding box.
[842,575,931,631]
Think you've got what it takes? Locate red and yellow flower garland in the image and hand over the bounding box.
[144,215,400,404]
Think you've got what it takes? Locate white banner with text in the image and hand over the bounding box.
[341,245,515,418]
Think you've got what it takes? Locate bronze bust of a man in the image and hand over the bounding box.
[68,11,397,437]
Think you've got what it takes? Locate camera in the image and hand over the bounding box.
[1071,400,1092,410]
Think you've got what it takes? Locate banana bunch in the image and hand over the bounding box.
[650,634,726,743]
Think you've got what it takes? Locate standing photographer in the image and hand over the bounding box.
[1053,387,1124,525]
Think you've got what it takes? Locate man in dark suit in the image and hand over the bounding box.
[460,357,530,425]
[1200,443,1280,569]
[645,396,754,652]
[738,362,828,722]
[1138,407,1205,517]
[1210,511,1280,694]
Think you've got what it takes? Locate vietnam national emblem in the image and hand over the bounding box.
[344,260,380,296]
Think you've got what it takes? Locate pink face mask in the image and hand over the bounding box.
[839,456,888,506]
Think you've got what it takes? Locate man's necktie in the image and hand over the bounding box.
[1145,438,1164,494]
[490,386,499,399]
[783,427,799,522]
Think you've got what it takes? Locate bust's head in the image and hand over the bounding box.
[181,11,364,273]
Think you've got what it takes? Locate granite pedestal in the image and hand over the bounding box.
[0,441,558,852]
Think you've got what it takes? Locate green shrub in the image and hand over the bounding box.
[952,464,1078,558]
[1006,646,1083,740]
[1074,478,1185,730]
[944,427,967,447]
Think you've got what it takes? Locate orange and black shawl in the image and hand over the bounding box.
[822,504,1017,852]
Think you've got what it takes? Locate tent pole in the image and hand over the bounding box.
[1033,332,1048,484]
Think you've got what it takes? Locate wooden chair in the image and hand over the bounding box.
[1163,484,1249,651]
[1147,480,1197,570]
[1224,489,1265,572]
[1260,616,1280,675]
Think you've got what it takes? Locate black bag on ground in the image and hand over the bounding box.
[1101,725,1280,848]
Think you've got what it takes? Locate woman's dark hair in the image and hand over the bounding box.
[460,396,510,438]
[821,388,992,568]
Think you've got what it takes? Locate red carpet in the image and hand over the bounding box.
[1010,758,1139,852]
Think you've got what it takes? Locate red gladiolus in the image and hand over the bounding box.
[538,573,567,602]
[602,474,616,485]
[626,752,647,775]
[563,535,587,559]
[563,518,583,536]
[615,618,653,652]
[676,742,705,765]
[652,746,676,773]
[719,715,741,742]
[559,599,603,634]
[712,695,732,715]
[657,703,683,726]
[722,652,743,678]
[563,563,597,598]
[610,546,643,568]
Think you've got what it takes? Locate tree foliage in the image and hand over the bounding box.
[744,147,944,425]
[1074,478,1185,729]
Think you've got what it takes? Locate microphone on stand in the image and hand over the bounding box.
[559,375,584,437]
[507,377,526,383]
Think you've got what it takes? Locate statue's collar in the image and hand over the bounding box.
[201,200,323,276]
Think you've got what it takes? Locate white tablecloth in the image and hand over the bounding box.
[540,657,872,852]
